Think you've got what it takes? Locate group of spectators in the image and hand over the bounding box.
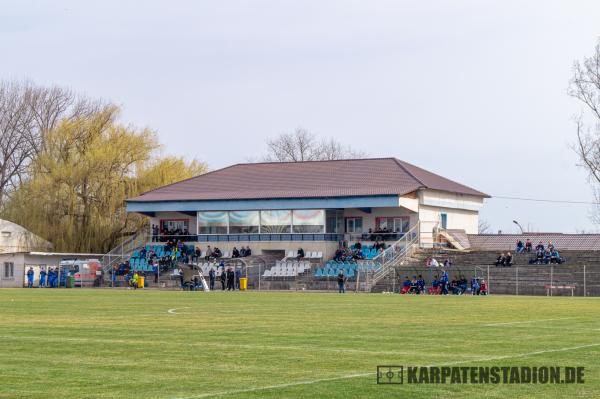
[230,246,252,259]
[495,252,513,267]
[424,257,453,267]
[514,240,565,265]
[400,272,487,295]
[207,266,242,291]
[25,267,60,288]
[151,224,191,241]
[333,241,386,262]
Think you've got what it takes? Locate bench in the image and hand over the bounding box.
[544,284,575,297]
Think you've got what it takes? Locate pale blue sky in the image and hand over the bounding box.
[2,0,600,233]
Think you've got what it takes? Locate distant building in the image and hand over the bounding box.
[0,219,52,253]
[126,158,489,256]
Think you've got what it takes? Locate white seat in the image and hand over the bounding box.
[316,251,323,258]
[263,269,271,277]
[287,251,294,258]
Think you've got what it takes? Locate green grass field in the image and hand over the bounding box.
[0,289,599,399]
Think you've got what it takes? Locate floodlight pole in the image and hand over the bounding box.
[512,220,524,234]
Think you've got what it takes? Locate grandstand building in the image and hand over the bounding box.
[126,158,489,257]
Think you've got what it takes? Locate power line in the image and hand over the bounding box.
[491,195,598,205]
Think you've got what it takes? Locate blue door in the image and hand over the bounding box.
[440,213,448,229]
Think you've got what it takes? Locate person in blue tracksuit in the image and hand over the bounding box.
[39,268,46,288]
[26,267,34,288]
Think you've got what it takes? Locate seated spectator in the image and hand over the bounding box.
[543,249,552,264]
[471,277,480,295]
[239,247,247,257]
[353,241,362,250]
[516,240,524,253]
[409,276,418,294]
[296,247,305,260]
[547,242,555,252]
[525,239,532,252]
[535,241,545,253]
[480,279,488,295]
[402,276,411,288]
[550,249,563,264]
[504,252,513,267]
[232,247,240,258]
[495,253,506,267]
[245,246,252,256]
[213,247,223,258]
[204,245,213,261]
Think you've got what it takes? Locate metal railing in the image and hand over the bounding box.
[365,224,420,290]
[99,230,150,274]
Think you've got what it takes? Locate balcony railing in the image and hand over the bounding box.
[151,233,345,242]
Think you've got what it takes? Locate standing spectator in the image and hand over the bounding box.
[226,268,235,291]
[220,269,226,290]
[208,268,216,291]
[177,267,184,289]
[26,267,34,288]
[205,246,213,261]
[39,267,46,288]
[337,270,346,293]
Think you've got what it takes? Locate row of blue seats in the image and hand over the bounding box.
[315,268,355,278]
[325,261,380,271]
[145,244,195,253]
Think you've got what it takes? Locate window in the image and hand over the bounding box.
[292,210,325,233]
[1,231,11,238]
[160,219,190,233]
[345,217,363,234]
[376,217,410,233]
[260,210,292,233]
[197,212,228,234]
[326,210,344,233]
[228,211,259,234]
[3,262,14,279]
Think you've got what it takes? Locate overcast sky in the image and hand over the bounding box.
[2,0,600,233]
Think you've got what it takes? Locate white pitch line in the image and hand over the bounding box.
[483,317,575,327]
[167,307,190,315]
[172,342,600,399]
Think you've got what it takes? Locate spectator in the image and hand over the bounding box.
[417,275,425,294]
[208,268,215,290]
[516,240,524,253]
[471,278,480,295]
[232,247,240,258]
[177,267,184,289]
[235,268,241,290]
[535,241,545,253]
[525,239,532,252]
[337,270,347,293]
[401,276,411,294]
[550,249,562,264]
[205,246,213,261]
[213,247,223,258]
[226,268,235,291]
[430,258,439,267]
[353,241,362,250]
[239,247,246,257]
[220,269,226,290]
[245,246,252,256]
[505,252,513,267]
[495,253,506,267]
[443,258,452,267]
[543,249,552,264]
[296,247,305,261]
[409,276,418,294]
[480,279,488,295]
[192,247,201,263]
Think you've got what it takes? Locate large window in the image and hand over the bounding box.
[197,211,228,234]
[3,262,14,279]
[345,217,363,234]
[160,219,190,233]
[260,210,292,233]
[326,209,344,233]
[376,217,410,233]
[229,211,260,234]
[292,210,325,233]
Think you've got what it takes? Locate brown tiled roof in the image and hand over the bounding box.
[467,234,600,251]
[128,158,489,202]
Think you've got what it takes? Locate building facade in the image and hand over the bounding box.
[126,158,489,257]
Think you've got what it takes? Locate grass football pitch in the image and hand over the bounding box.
[0,289,599,398]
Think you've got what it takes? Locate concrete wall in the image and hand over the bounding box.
[0,253,24,288]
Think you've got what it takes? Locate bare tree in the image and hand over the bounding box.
[569,40,600,223]
[263,128,367,162]
[478,218,491,234]
[0,80,98,204]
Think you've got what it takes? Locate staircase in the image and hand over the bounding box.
[99,231,149,274]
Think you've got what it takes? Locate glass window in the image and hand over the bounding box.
[260,210,292,233]
[376,217,410,233]
[346,217,363,234]
[326,209,344,233]
[160,219,190,234]
[229,211,259,234]
[292,210,325,233]
[197,211,228,234]
[4,262,14,278]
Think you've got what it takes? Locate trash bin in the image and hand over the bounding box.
[67,276,74,288]
[239,277,247,291]
[138,276,145,289]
